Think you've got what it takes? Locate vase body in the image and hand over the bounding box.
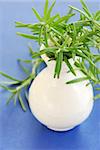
[29,60,93,131]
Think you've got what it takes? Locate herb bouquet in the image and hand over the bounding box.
[0,0,100,131]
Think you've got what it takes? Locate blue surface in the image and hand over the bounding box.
[0,0,100,150]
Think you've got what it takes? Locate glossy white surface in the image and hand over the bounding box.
[29,58,94,131]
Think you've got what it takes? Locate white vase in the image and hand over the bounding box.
[29,45,94,131]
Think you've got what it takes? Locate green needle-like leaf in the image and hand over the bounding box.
[94,10,100,21]
[94,56,100,63]
[51,27,64,39]
[14,94,18,106]
[64,56,76,76]
[18,60,30,75]
[80,0,92,18]
[17,59,32,64]
[44,0,49,18]
[95,87,100,91]
[0,81,19,85]
[15,22,30,28]
[54,51,63,78]
[32,8,42,21]
[6,93,15,105]
[76,50,96,67]
[66,77,89,84]
[46,0,56,19]
[28,45,34,57]
[54,14,75,25]
[44,27,48,47]
[69,5,90,19]
[32,47,57,58]
[16,32,39,40]
[0,72,20,82]
[39,26,43,45]
[18,93,27,112]
[47,14,60,24]
[67,7,73,15]
[94,94,100,100]
[0,84,16,92]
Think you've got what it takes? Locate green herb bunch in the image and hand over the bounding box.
[0,0,100,111]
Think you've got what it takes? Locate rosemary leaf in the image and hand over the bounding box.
[94,56,100,63]
[18,93,27,112]
[95,87,100,91]
[28,46,34,57]
[6,93,15,105]
[0,72,20,82]
[14,94,18,106]
[32,8,42,21]
[94,94,100,100]
[15,22,30,28]
[80,0,92,18]
[54,14,75,25]
[44,0,49,18]
[66,77,89,84]
[44,27,48,47]
[94,10,100,21]
[0,81,19,85]
[0,84,16,93]
[39,26,43,45]
[54,51,63,78]
[64,56,76,76]
[17,59,32,64]
[32,47,57,58]
[69,5,90,19]
[51,27,65,39]
[18,59,30,75]
[16,32,39,40]
[47,14,60,24]
[46,0,56,19]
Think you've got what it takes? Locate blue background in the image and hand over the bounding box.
[0,0,100,150]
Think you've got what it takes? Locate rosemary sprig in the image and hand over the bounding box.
[0,57,43,111]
